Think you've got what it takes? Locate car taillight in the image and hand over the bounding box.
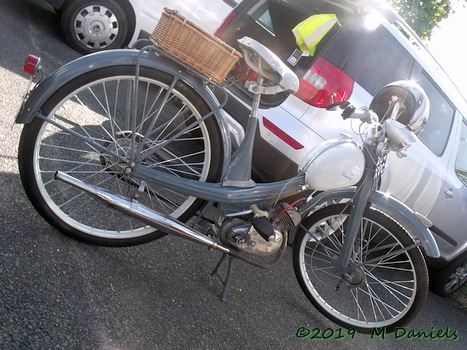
[294,56,353,108]
[263,118,304,150]
[214,11,238,37]
[232,62,259,83]
[22,54,41,75]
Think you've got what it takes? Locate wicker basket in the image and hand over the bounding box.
[150,8,242,84]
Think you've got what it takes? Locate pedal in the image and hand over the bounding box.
[252,216,275,241]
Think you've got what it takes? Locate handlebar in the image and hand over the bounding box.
[326,101,378,123]
[327,101,417,157]
[346,106,378,123]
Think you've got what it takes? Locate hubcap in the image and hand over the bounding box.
[445,262,467,293]
[74,5,119,49]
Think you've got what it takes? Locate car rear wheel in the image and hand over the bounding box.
[431,251,467,297]
[60,0,132,54]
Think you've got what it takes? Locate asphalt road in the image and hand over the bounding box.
[0,1,466,349]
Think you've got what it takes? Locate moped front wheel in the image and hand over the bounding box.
[18,66,224,246]
[293,204,428,333]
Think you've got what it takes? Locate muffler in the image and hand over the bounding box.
[54,171,230,254]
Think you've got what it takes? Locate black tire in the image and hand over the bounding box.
[431,251,467,297]
[18,65,224,246]
[60,0,133,54]
[293,204,428,333]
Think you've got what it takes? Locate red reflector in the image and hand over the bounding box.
[263,118,304,150]
[22,54,41,75]
[214,11,238,37]
[294,56,353,108]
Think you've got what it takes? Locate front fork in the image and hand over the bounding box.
[333,145,379,276]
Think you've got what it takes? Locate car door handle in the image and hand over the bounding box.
[444,188,454,198]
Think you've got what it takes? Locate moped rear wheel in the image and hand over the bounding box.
[18,66,224,246]
[293,204,428,333]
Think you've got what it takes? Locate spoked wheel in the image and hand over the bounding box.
[293,204,428,333]
[18,66,224,246]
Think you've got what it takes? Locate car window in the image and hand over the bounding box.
[220,0,331,106]
[256,6,274,34]
[323,23,414,96]
[218,0,360,108]
[414,73,455,156]
[455,119,467,185]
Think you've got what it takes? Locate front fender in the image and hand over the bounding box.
[298,188,440,258]
[16,48,232,168]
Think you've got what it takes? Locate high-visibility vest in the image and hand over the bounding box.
[292,14,338,56]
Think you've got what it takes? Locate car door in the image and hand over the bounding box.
[425,115,467,259]
[380,72,454,215]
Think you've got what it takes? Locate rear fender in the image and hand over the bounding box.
[298,188,440,258]
[16,49,232,170]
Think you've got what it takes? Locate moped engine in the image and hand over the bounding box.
[220,219,284,256]
[219,203,300,256]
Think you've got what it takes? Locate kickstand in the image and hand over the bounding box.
[209,253,234,301]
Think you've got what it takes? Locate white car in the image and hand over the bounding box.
[215,0,467,297]
[42,0,467,297]
[42,0,235,54]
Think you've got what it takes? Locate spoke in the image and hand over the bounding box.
[364,261,414,273]
[39,141,102,155]
[349,288,369,322]
[304,262,339,279]
[303,249,335,264]
[145,148,205,177]
[146,188,184,213]
[357,244,419,269]
[72,90,118,141]
[366,281,388,321]
[38,157,101,166]
[364,282,397,319]
[139,83,165,134]
[302,220,345,259]
[366,272,415,296]
[154,103,190,141]
[364,269,414,305]
[360,282,404,316]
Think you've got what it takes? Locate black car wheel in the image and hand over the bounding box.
[431,251,467,297]
[60,0,132,54]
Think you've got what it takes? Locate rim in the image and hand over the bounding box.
[73,5,119,50]
[445,261,467,293]
[33,75,212,239]
[298,212,418,328]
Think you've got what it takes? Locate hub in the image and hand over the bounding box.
[345,266,366,285]
[100,132,139,174]
[335,265,366,291]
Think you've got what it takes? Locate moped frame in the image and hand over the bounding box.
[19,45,440,264]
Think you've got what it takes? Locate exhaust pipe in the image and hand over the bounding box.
[54,171,230,254]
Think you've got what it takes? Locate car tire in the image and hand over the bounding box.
[430,251,467,297]
[60,0,132,54]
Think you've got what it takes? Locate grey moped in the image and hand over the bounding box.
[15,36,439,333]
